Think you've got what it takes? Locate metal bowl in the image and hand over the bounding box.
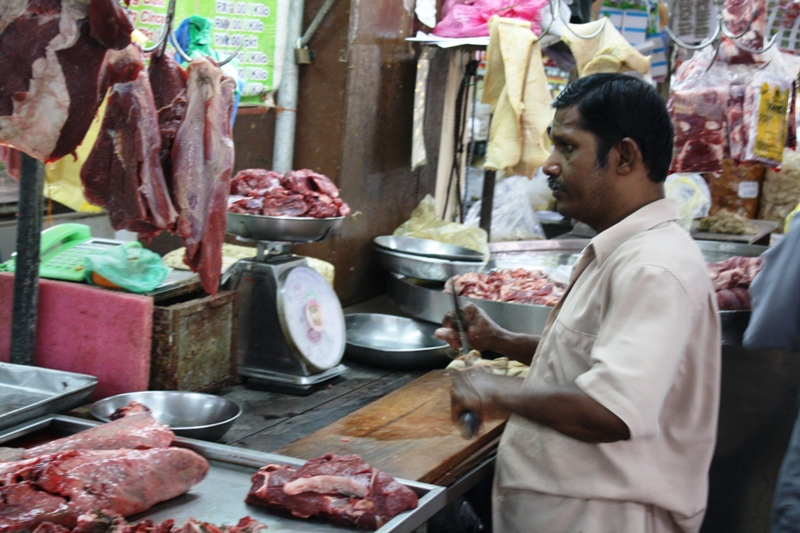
[227,212,344,243]
[374,235,485,262]
[89,391,242,441]
[375,247,487,282]
[345,313,452,369]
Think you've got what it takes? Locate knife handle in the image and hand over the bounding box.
[460,411,480,439]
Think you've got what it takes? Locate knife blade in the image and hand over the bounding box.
[448,269,481,440]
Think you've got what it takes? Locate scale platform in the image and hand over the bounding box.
[225,213,347,395]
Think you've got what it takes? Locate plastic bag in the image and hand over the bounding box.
[464,177,546,242]
[664,173,711,230]
[394,195,490,258]
[84,246,169,293]
[668,57,730,173]
[432,0,547,38]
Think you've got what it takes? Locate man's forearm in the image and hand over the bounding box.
[494,330,540,364]
[488,381,630,443]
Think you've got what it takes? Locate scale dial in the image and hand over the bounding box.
[277,266,345,372]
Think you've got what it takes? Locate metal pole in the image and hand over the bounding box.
[272,0,305,173]
[479,169,495,241]
[10,153,44,365]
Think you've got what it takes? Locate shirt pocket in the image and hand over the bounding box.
[549,319,598,382]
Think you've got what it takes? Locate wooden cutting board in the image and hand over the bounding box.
[276,369,507,484]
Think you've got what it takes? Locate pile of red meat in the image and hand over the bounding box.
[445,268,565,307]
[707,256,762,310]
[0,2,235,297]
[246,453,418,529]
[24,512,265,533]
[0,409,209,533]
[229,168,350,218]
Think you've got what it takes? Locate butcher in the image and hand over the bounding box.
[436,73,721,532]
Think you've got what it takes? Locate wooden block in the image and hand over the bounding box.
[276,369,507,483]
[150,290,238,392]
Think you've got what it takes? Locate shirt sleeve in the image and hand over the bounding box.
[574,264,695,439]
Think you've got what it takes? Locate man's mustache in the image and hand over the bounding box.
[548,176,567,193]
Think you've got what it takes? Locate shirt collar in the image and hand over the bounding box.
[589,198,680,266]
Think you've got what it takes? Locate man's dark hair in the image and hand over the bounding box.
[552,73,674,183]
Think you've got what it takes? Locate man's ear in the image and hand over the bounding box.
[615,138,641,175]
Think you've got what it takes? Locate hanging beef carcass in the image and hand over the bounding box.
[0,0,133,163]
[171,57,235,297]
[80,45,178,241]
[148,53,188,191]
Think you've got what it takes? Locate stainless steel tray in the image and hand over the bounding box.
[374,236,485,262]
[0,415,446,533]
[0,363,96,431]
[375,248,487,282]
[227,212,344,243]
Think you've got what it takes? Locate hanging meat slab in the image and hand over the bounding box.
[0,0,133,163]
[148,53,188,192]
[171,57,235,297]
[80,45,178,241]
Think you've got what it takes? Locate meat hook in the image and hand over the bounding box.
[663,0,777,68]
[169,32,242,67]
[141,0,177,58]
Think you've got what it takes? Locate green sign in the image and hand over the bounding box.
[127,0,286,105]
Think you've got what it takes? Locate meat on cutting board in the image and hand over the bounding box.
[245,454,418,530]
[0,0,133,163]
[0,448,209,532]
[171,57,235,296]
[81,45,178,241]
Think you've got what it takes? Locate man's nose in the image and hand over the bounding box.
[542,154,559,177]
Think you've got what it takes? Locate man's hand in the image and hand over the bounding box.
[450,367,516,432]
[436,302,540,364]
[436,302,503,352]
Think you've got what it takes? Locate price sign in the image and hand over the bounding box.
[127,0,288,105]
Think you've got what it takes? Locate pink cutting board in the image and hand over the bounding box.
[0,273,153,399]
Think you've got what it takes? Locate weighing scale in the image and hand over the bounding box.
[226,212,347,394]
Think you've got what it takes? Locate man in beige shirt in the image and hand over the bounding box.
[437,73,721,532]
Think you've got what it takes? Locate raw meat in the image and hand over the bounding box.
[718,0,766,64]
[30,512,266,533]
[0,448,208,532]
[668,84,728,173]
[148,53,187,191]
[171,58,236,297]
[20,412,173,459]
[0,483,77,533]
[446,268,565,307]
[81,46,178,241]
[228,168,350,218]
[707,256,762,310]
[246,454,418,530]
[0,0,133,163]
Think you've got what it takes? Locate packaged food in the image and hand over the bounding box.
[703,159,766,219]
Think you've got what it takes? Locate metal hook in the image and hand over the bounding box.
[142,0,177,58]
[665,0,779,68]
[169,31,241,66]
[531,0,556,43]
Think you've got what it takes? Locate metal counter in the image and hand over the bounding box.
[0,415,447,533]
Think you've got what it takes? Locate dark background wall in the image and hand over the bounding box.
[231,0,444,307]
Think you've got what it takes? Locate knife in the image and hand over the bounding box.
[449,276,481,440]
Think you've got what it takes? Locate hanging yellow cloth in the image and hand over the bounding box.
[482,16,553,177]
[43,97,106,213]
[562,19,650,78]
